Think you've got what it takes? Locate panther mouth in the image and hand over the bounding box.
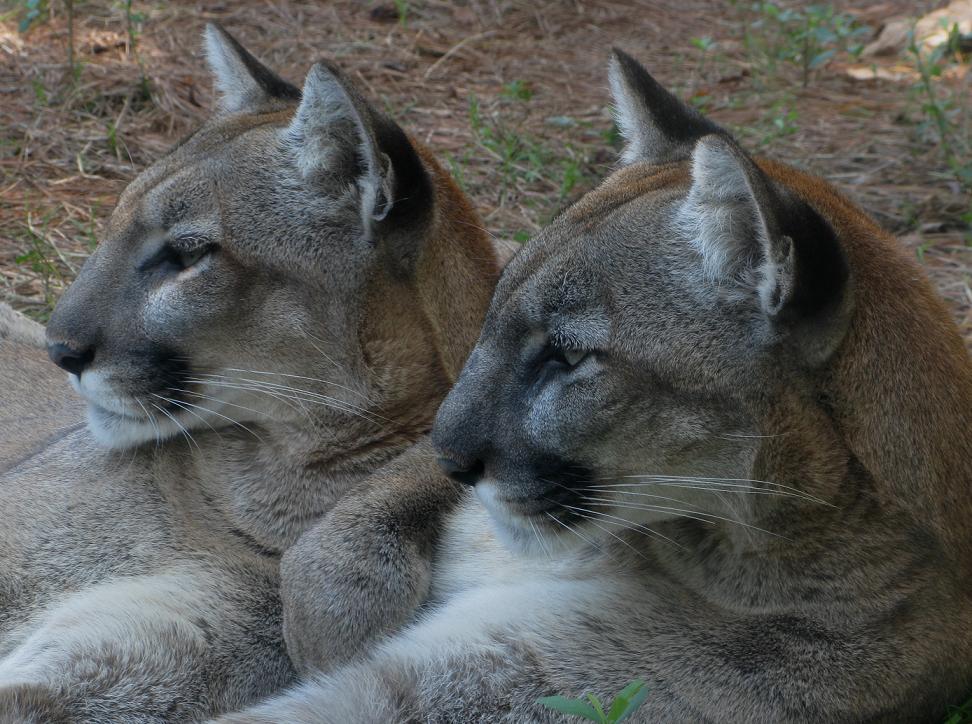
[72,368,202,449]
[474,478,588,539]
[71,374,150,421]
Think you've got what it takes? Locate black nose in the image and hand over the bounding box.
[437,456,485,486]
[47,342,95,377]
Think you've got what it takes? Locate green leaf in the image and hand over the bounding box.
[586,693,607,720]
[611,681,650,722]
[538,695,603,722]
[808,48,836,69]
[614,681,648,722]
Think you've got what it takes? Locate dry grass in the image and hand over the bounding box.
[1,0,969,345]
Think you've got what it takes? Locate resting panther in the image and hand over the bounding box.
[0,24,500,722]
[219,50,972,723]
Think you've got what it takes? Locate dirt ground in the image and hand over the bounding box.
[1,0,970,346]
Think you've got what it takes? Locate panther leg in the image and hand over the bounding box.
[281,439,462,674]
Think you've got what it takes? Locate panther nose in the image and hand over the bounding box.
[437,456,485,487]
[47,342,95,377]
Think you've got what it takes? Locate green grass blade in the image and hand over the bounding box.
[538,695,603,722]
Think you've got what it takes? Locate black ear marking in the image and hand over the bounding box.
[288,59,435,278]
[775,191,852,367]
[609,48,724,164]
[774,191,850,327]
[212,24,300,102]
[368,112,434,277]
[611,48,722,145]
[204,23,300,113]
[684,134,852,364]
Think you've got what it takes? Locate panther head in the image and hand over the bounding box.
[46,25,497,450]
[433,50,856,552]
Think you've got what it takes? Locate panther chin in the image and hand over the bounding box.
[473,480,590,556]
[86,402,178,450]
[69,368,205,450]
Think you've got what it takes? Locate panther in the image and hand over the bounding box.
[0,24,500,721]
[218,50,972,723]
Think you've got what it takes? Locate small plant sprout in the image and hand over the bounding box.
[908,23,972,191]
[501,79,534,102]
[689,35,716,89]
[538,680,649,723]
[746,3,869,87]
[393,0,409,28]
[17,0,47,33]
[944,693,972,724]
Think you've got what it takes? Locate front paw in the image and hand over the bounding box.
[0,684,70,724]
[281,514,430,675]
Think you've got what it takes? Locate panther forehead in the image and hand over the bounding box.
[563,162,691,228]
[492,163,693,321]
[115,109,295,218]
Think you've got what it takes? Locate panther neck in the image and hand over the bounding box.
[184,411,429,553]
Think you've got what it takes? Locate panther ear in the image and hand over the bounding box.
[203,23,300,114]
[286,61,433,271]
[681,134,852,365]
[608,48,723,165]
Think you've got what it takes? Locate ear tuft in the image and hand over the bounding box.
[608,48,723,165]
[287,62,391,228]
[203,23,300,114]
[680,134,852,365]
[285,60,433,271]
[679,135,768,281]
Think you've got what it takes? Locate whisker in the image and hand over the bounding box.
[219,367,373,405]
[157,392,264,443]
[150,402,198,451]
[134,398,162,449]
[585,488,717,508]
[300,329,345,372]
[552,499,683,549]
[588,478,831,507]
[153,393,222,438]
[192,375,386,425]
[528,518,551,559]
[595,473,829,501]
[454,217,501,242]
[571,513,654,562]
[170,388,276,423]
[543,510,604,554]
[582,496,789,541]
[717,432,790,439]
[587,482,825,506]
[184,378,316,420]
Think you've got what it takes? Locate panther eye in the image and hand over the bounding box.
[174,244,213,270]
[141,241,216,275]
[545,346,589,370]
[562,348,587,367]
